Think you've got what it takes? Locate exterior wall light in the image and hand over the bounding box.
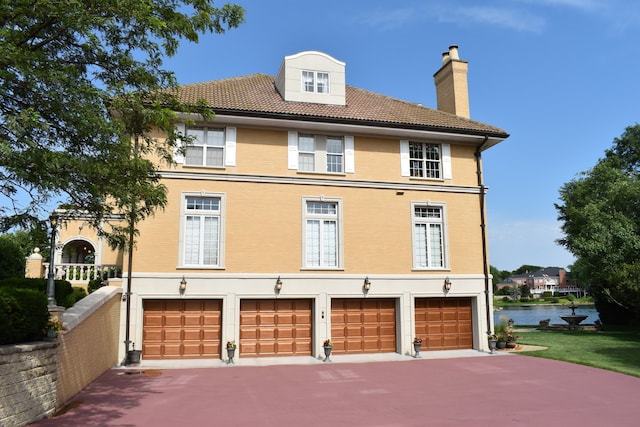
[180,276,187,293]
[363,276,371,291]
[275,276,283,293]
[444,277,452,293]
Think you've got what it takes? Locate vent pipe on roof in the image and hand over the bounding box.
[434,45,470,119]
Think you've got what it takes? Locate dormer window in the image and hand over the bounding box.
[302,71,330,94]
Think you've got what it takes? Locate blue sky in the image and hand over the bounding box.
[161,0,640,271]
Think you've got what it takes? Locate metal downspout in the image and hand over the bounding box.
[475,136,492,335]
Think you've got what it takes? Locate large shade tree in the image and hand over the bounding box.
[0,0,244,248]
[556,124,640,324]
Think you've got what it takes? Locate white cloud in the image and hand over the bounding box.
[435,6,546,33]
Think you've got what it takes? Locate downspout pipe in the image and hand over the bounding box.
[475,136,492,335]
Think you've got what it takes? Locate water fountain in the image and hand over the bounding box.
[560,302,588,330]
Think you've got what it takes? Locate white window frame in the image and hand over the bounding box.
[179,192,226,268]
[302,197,343,269]
[174,125,236,167]
[301,70,330,94]
[411,202,448,270]
[400,140,451,179]
[288,131,354,174]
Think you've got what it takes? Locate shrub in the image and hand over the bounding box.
[0,277,74,308]
[566,294,576,301]
[87,278,106,294]
[63,286,87,307]
[0,287,49,345]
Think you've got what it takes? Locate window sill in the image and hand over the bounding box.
[177,265,225,270]
[409,176,445,182]
[297,171,347,177]
[300,267,345,271]
[181,164,227,170]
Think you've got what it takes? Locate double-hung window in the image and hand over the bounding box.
[304,199,341,268]
[289,132,353,174]
[298,134,316,172]
[412,203,446,269]
[183,195,223,267]
[174,124,236,167]
[185,127,225,167]
[302,70,330,94]
[400,140,451,179]
[326,137,343,173]
[410,142,441,178]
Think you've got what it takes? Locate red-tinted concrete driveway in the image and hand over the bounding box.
[31,355,640,427]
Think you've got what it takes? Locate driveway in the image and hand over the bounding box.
[31,352,640,427]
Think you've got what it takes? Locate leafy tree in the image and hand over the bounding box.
[490,265,511,286]
[0,0,245,249]
[0,235,25,279]
[557,124,640,324]
[512,265,542,275]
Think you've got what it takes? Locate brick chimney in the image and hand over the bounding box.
[433,45,470,119]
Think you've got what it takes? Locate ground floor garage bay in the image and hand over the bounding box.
[140,296,477,360]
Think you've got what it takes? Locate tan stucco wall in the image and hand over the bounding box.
[56,286,122,407]
[130,179,484,275]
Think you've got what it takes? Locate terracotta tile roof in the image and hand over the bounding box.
[174,74,508,137]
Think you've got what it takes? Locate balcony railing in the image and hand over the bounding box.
[43,263,123,283]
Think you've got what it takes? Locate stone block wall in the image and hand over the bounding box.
[0,341,58,427]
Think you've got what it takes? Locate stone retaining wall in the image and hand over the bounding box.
[0,341,58,427]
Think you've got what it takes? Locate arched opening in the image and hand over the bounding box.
[62,240,96,264]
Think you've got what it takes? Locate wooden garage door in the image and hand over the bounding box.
[240,299,312,357]
[415,297,473,350]
[331,299,396,354]
[143,299,222,359]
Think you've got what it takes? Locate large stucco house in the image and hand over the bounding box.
[48,46,509,362]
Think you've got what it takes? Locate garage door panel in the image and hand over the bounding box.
[240,313,257,325]
[346,313,362,323]
[295,313,311,324]
[240,299,312,357]
[203,329,220,340]
[162,344,182,356]
[143,299,222,360]
[144,314,163,327]
[164,301,184,311]
[379,325,396,336]
[277,328,293,339]
[240,329,257,340]
[164,314,183,327]
[183,329,203,340]
[184,315,203,326]
[277,313,294,324]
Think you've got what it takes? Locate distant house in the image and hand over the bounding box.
[499,267,584,298]
[38,47,510,362]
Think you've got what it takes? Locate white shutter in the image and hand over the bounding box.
[442,143,452,179]
[288,131,299,170]
[345,135,355,173]
[400,140,410,177]
[174,123,186,164]
[225,127,237,166]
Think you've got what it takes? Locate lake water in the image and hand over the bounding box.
[494,305,600,326]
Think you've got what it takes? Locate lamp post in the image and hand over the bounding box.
[46,214,58,307]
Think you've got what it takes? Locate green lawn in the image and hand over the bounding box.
[515,327,640,378]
